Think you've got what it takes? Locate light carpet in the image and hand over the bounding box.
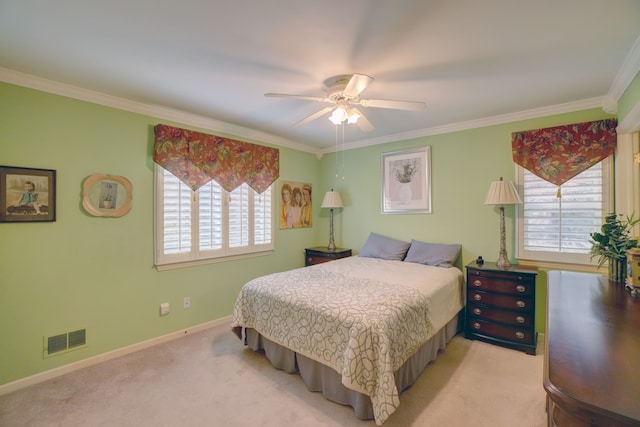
[0,323,547,426]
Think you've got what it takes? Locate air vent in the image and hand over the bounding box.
[47,333,68,355]
[44,329,87,357]
[68,329,86,348]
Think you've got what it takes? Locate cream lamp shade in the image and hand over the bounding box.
[321,190,344,209]
[484,178,522,205]
[484,177,521,268]
[321,190,344,251]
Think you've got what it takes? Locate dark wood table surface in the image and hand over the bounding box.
[545,270,640,426]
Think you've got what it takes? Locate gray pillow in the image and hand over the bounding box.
[358,233,411,261]
[404,240,461,268]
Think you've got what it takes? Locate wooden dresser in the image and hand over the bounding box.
[465,262,538,355]
[545,271,640,426]
[304,247,352,266]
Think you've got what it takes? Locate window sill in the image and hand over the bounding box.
[516,258,604,274]
[155,249,275,271]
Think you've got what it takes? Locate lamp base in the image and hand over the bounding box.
[327,208,336,251]
[496,251,511,268]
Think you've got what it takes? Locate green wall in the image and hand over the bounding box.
[317,109,616,335]
[0,82,319,385]
[1,73,638,386]
[318,110,616,258]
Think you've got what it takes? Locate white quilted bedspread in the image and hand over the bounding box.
[231,256,463,425]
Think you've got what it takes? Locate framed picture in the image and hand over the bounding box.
[280,181,313,229]
[82,174,133,217]
[381,146,432,214]
[0,166,56,223]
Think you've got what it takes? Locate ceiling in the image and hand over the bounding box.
[1,0,640,153]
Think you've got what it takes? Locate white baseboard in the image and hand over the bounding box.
[0,316,231,396]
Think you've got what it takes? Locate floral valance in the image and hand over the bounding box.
[512,118,617,186]
[153,124,279,194]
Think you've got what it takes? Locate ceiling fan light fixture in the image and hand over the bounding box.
[346,108,360,124]
[328,106,348,125]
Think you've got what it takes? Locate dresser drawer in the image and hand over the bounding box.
[467,318,535,345]
[467,274,534,296]
[304,247,352,266]
[467,290,533,311]
[306,254,337,265]
[467,303,534,327]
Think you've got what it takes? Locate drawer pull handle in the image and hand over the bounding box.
[473,322,481,330]
[474,294,482,301]
[515,332,525,339]
[516,300,525,308]
[473,308,482,315]
[473,279,482,287]
[516,316,525,323]
[516,285,526,292]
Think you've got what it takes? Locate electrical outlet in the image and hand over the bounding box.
[183,297,191,309]
[160,302,170,316]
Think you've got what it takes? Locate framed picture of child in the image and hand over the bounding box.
[0,165,56,223]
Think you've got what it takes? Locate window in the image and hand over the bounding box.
[516,158,612,265]
[155,166,274,269]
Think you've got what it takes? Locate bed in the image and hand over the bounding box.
[231,234,464,425]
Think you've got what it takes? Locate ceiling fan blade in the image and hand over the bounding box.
[359,98,426,111]
[265,93,329,103]
[350,108,374,132]
[343,74,374,98]
[292,106,335,127]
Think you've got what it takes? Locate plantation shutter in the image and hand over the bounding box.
[229,184,249,248]
[254,189,272,245]
[198,180,223,251]
[162,168,192,255]
[514,119,615,258]
[522,162,606,255]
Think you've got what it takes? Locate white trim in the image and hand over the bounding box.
[0,67,316,155]
[0,316,231,396]
[608,35,640,102]
[0,67,614,156]
[614,132,640,216]
[323,97,605,155]
[618,100,640,134]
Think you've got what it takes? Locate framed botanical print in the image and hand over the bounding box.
[0,166,56,223]
[381,146,432,214]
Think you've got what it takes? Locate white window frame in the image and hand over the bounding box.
[154,165,274,270]
[515,157,613,268]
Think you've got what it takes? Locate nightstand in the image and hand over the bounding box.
[305,247,352,266]
[465,261,538,355]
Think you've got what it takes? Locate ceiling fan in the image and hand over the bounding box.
[264,74,426,132]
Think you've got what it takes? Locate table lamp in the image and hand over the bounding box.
[484,177,522,268]
[321,189,344,251]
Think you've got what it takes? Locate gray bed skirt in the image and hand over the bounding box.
[243,313,460,420]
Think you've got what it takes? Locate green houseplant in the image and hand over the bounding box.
[589,212,639,282]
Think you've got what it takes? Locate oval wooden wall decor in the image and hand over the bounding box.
[82,174,133,217]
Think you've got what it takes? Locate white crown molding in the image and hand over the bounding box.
[320,97,605,155]
[0,67,621,157]
[608,35,640,102]
[0,67,317,155]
